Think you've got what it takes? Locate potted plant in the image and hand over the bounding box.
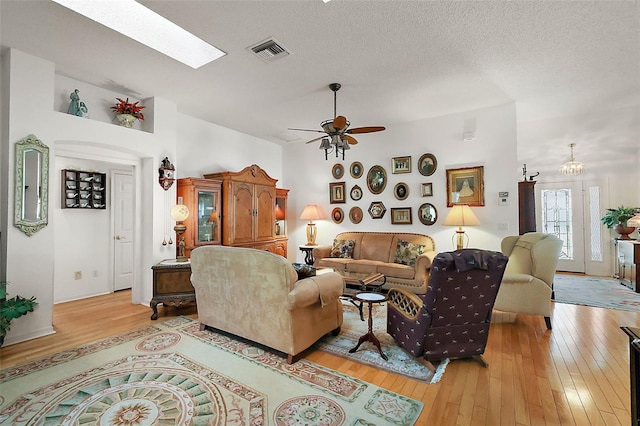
[601,205,639,240]
[111,97,145,128]
[0,282,38,347]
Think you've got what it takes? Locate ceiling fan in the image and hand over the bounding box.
[289,83,385,160]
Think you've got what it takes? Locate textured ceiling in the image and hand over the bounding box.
[1,0,638,146]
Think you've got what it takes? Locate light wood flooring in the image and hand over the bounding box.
[1,287,637,425]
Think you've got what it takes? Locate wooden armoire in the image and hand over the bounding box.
[204,164,287,257]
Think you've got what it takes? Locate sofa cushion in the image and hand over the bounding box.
[330,239,356,258]
[345,259,385,274]
[317,257,350,271]
[378,262,415,279]
[394,239,426,266]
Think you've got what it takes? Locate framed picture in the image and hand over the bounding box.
[350,161,363,178]
[350,184,363,201]
[421,182,433,197]
[446,166,485,207]
[394,182,409,200]
[391,207,412,224]
[368,201,386,219]
[418,203,438,225]
[366,165,387,194]
[392,156,411,174]
[329,181,346,204]
[418,153,437,176]
[349,206,363,224]
[332,163,344,179]
[331,207,344,223]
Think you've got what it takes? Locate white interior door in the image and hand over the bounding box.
[113,172,134,291]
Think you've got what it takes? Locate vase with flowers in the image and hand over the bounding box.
[111,97,145,128]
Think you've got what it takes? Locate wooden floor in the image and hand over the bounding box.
[1,288,637,425]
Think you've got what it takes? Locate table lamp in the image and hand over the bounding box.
[442,204,480,250]
[300,204,323,245]
[170,204,190,262]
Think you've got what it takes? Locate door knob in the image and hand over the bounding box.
[115,235,126,240]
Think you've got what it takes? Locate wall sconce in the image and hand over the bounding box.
[299,204,324,245]
[442,204,480,250]
[170,204,190,262]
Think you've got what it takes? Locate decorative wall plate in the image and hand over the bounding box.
[349,207,363,224]
[418,153,437,176]
[418,202,438,225]
[332,163,344,179]
[350,161,363,178]
[331,207,344,223]
[368,201,386,219]
[366,165,387,194]
[394,182,409,200]
[350,184,363,201]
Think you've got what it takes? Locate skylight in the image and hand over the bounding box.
[52,0,226,69]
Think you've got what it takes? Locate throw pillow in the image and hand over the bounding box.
[292,263,316,280]
[329,239,356,258]
[394,239,426,266]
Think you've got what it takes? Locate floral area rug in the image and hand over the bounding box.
[0,316,423,425]
[553,273,640,312]
[314,300,449,383]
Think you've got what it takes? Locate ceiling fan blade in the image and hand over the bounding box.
[333,115,348,130]
[344,134,358,145]
[288,127,325,133]
[305,135,327,144]
[347,126,386,134]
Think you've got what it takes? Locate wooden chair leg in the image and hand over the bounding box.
[418,358,436,373]
[472,354,489,368]
[544,316,552,330]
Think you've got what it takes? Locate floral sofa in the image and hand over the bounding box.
[312,231,437,294]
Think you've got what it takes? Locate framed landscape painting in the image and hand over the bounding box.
[446,166,484,207]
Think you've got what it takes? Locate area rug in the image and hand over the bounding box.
[553,273,640,312]
[314,301,448,383]
[0,316,423,425]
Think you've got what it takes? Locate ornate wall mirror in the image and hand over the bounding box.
[14,134,49,236]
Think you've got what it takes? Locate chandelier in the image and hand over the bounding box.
[319,132,350,160]
[559,143,585,176]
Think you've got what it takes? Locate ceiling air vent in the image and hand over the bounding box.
[249,38,291,62]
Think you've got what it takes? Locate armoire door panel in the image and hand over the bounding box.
[232,182,254,244]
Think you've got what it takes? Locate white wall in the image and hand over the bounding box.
[283,103,519,262]
[0,48,286,346]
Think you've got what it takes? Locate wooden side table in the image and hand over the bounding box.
[349,292,388,360]
[150,260,195,320]
[299,245,317,266]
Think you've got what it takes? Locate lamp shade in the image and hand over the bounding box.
[628,213,640,228]
[442,205,480,226]
[300,204,323,221]
[170,204,190,222]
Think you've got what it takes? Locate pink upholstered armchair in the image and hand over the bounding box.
[387,249,508,371]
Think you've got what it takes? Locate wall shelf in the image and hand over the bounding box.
[61,169,107,209]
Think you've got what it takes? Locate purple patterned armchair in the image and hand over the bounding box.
[386,249,508,371]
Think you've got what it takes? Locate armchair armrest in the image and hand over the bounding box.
[287,272,343,309]
[501,272,534,284]
[387,287,425,321]
[312,245,331,265]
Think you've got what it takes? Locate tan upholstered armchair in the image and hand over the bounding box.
[190,246,344,363]
[493,232,563,329]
